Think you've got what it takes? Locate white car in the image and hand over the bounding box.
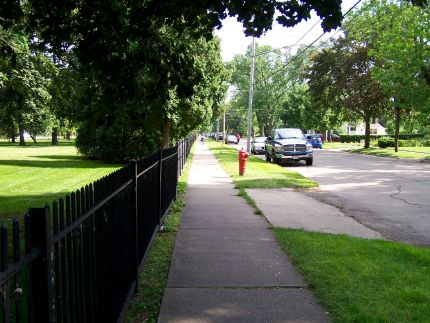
[225,135,237,144]
[251,136,267,154]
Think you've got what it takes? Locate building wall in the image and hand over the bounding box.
[345,123,386,135]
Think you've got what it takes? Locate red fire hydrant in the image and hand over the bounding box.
[238,148,250,176]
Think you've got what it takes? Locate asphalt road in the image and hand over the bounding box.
[238,141,430,247]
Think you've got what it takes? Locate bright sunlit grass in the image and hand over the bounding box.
[274,228,430,322]
[323,142,363,149]
[0,142,122,223]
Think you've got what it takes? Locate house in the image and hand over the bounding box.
[344,120,386,135]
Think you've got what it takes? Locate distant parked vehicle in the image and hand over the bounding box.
[225,135,237,144]
[307,135,323,149]
[251,137,267,154]
[265,128,313,166]
[330,133,341,142]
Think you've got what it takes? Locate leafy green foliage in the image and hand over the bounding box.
[227,45,295,136]
[344,0,430,149]
[340,134,424,143]
[2,0,351,160]
[74,31,227,161]
[0,29,56,143]
[378,137,430,148]
[307,37,389,148]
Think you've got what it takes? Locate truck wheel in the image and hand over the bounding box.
[306,158,313,166]
[265,154,272,162]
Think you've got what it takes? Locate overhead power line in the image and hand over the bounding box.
[264,0,368,80]
[255,18,323,58]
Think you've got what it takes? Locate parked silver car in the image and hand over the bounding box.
[251,136,267,154]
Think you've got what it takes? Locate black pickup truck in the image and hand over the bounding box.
[265,128,314,166]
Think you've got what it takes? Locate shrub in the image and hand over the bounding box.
[378,138,428,148]
[343,134,425,145]
[340,134,379,143]
[378,137,394,148]
[422,139,430,147]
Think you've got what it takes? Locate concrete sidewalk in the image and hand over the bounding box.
[157,143,330,323]
[246,189,382,239]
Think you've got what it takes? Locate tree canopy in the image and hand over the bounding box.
[1,0,350,160]
[307,37,389,147]
[344,0,430,149]
[0,29,55,144]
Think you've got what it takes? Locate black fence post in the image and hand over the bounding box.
[132,161,139,291]
[174,143,179,201]
[29,206,53,323]
[158,148,163,227]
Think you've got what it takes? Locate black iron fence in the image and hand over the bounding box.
[0,135,195,323]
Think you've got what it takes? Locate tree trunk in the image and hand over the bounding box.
[364,117,371,148]
[267,124,273,137]
[394,106,401,153]
[19,124,25,146]
[10,125,16,143]
[52,127,59,145]
[66,131,72,140]
[260,124,265,136]
[29,132,37,143]
[162,119,170,149]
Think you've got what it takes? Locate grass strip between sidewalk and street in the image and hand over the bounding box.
[274,229,430,322]
[209,139,430,321]
[207,140,318,215]
[124,144,195,323]
[207,140,318,190]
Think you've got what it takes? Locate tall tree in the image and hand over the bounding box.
[2,0,349,160]
[228,45,293,136]
[345,0,430,151]
[307,38,389,148]
[0,30,54,144]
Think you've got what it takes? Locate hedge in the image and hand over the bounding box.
[377,137,430,148]
[340,134,425,143]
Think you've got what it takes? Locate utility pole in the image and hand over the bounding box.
[223,109,226,147]
[246,37,256,153]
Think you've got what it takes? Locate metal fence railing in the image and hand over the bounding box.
[0,135,195,323]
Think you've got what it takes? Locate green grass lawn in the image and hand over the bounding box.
[207,141,318,190]
[125,144,195,323]
[323,142,364,150]
[274,229,430,322]
[351,147,430,159]
[0,142,122,224]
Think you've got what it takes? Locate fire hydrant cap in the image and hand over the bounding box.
[238,149,249,160]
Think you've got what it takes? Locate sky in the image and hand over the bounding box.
[214,0,361,62]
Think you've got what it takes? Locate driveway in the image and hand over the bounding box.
[283,149,430,247]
